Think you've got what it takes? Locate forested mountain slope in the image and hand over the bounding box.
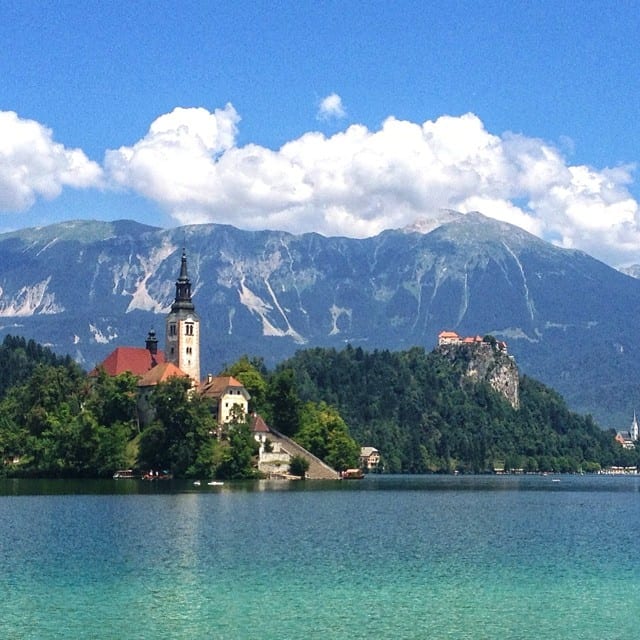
[281,346,628,473]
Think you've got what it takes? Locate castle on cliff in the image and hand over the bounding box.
[436,329,519,409]
[437,330,508,353]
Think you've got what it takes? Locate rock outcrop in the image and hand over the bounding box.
[436,339,519,409]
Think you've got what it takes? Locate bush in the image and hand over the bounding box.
[289,454,310,479]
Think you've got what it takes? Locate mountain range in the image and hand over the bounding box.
[0,210,638,428]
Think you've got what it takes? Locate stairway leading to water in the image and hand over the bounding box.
[265,427,340,480]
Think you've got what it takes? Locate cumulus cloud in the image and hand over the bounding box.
[103,104,640,265]
[0,111,103,212]
[105,104,239,207]
[7,104,638,265]
[317,93,346,120]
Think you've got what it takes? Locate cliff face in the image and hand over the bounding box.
[436,341,520,409]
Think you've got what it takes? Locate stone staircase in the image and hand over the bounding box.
[266,427,340,480]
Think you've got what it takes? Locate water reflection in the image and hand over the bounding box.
[3,473,640,496]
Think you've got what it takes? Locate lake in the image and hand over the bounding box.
[1,474,639,639]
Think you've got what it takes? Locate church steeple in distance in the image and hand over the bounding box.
[165,248,200,385]
[172,249,195,311]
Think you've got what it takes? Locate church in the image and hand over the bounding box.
[615,413,639,449]
[94,249,339,479]
[95,249,249,427]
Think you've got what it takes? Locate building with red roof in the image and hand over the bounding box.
[437,330,461,345]
[438,330,507,352]
[200,375,251,425]
[95,334,165,377]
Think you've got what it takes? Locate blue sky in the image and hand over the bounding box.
[1,0,640,266]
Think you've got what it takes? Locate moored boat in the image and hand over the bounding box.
[141,470,173,480]
[113,469,136,479]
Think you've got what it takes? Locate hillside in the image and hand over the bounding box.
[0,334,632,477]
[281,345,627,473]
[0,212,639,426]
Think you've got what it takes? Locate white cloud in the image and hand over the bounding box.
[105,104,239,207]
[6,104,638,266]
[317,93,346,120]
[0,111,103,212]
[103,105,640,265]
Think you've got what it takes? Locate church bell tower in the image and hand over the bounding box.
[165,249,200,384]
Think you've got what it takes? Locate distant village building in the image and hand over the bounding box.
[616,413,639,449]
[360,446,380,470]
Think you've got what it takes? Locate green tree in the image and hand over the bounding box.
[296,402,359,471]
[216,419,259,479]
[85,369,140,435]
[266,368,302,436]
[138,376,218,477]
[223,355,268,415]
[289,454,310,478]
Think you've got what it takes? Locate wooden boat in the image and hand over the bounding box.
[113,469,136,479]
[141,470,173,481]
[341,468,365,480]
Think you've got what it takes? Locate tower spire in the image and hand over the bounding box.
[171,249,195,311]
[165,248,200,384]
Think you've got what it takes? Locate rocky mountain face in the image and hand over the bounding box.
[0,212,639,427]
[436,340,520,409]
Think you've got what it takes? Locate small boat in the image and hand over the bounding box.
[142,471,173,481]
[207,481,224,486]
[193,480,201,486]
[341,468,365,480]
[113,469,136,479]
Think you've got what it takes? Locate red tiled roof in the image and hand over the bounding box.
[200,375,248,399]
[137,362,189,387]
[250,413,270,433]
[93,347,165,377]
[438,330,460,339]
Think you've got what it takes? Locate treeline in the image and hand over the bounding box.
[280,344,634,473]
[0,337,359,478]
[0,336,633,478]
[0,335,76,397]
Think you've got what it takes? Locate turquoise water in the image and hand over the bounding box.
[1,475,639,639]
